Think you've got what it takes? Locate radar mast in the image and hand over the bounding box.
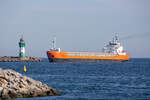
[50,36,61,52]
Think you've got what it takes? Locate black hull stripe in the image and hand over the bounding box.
[48,58,128,63]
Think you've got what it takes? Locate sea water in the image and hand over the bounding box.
[0,58,150,100]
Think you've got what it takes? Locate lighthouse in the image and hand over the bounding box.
[19,35,25,58]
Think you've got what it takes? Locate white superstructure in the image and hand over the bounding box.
[102,34,126,55]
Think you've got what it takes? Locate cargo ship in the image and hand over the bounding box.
[47,34,130,63]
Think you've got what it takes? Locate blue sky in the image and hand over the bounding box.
[0,0,150,58]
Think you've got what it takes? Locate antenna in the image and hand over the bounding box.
[115,33,119,42]
[52,36,56,49]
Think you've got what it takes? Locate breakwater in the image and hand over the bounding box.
[0,68,61,99]
[0,56,43,62]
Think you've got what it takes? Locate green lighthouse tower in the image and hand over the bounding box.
[19,35,25,58]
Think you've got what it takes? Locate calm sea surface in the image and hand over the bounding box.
[0,58,150,100]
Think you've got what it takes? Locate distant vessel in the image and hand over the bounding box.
[47,34,130,63]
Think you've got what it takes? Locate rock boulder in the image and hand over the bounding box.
[0,68,60,99]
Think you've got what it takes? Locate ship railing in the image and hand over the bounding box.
[68,52,116,57]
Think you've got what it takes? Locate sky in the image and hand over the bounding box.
[0,0,150,58]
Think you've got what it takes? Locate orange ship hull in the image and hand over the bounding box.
[47,51,130,63]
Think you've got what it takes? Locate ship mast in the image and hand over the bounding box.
[52,37,56,50]
[114,33,119,42]
[50,37,61,52]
